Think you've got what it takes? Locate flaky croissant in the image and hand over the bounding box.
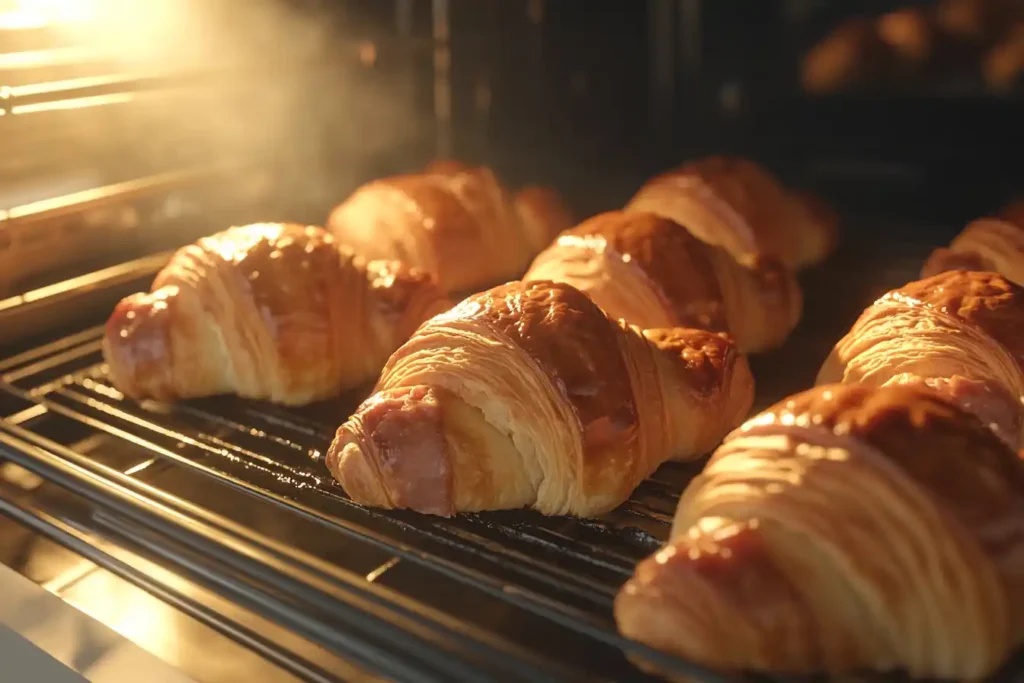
[625,156,837,270]
[923,200,1024,285]
[801,16,894,94]
[615,382,1024,681]
[103,223,451,406]
[817,270,1024,447]
[326,280,754,517]
[922,217,1024,285]
[523,210,802,353]
[326,163,573,294]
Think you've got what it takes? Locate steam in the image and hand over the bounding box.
[88,0,430,222]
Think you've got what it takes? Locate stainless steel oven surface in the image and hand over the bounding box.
[1,1,1022,682]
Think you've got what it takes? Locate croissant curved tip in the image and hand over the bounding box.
[325,431,397,511]
[326,386,456,517]
[103,288,178,402]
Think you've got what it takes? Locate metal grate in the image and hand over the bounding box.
[0,325,722,682]
[0,235,1022,682]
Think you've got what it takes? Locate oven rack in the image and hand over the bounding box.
[0,328,720,682]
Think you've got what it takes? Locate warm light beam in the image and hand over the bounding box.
[0,0,97,30]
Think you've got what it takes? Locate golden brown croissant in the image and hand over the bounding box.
[982,23,1024,92]
[625,156,837,270]
[523,210,802,353]
[817,270,1024,447]
[922,217,1024,285]
[877,7,939,80]
[103,223,451,406]
[326,163,573,294]
[923,199,1024,284]
[615,382,1024,680]
[325,280,754,517]
[800,17,893,94]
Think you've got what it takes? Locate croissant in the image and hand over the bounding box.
[523,210,802,353]
[923,199,1024,284]
[877,7,939,80]
[800,17,893,94]
[817,270,1024,447]
[325,280,754,517]
[326,163,573,294]
[103,223,451,406]
[982,23,1024,92]
[615,382,1024,680]
[625,156,837,270]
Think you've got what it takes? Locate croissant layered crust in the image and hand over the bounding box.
[817,270,1024,447]
[625,156,837,269]
[923,212,1024,286]
[326,280,754,517]
[103,223,451,406]
[615,383,1024,680]
[524,210,802,353]
[327,164,573,294]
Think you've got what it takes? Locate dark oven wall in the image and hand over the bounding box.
[446,0,1024,243]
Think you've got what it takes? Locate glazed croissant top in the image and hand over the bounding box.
[327,162,574,294]
[616,382,1024,680]
[625,156,837,270]
[103,223,450,405]
[923,200,1024,285]
[817,269,1024,447]
[523,210,802,353]
[326,280,754,517]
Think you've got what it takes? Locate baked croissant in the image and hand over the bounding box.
[923,199,1024,284]
[817,270,1024,447]
[615,382,1024,680]
[922,217,1024,285]
[103,223,451,406]
[326,163,573,294]
[801,16,894,94]
[523,210,802,353]
[625,156,837,270]
[326,280,754,517]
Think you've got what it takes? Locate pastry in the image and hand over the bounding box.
[326,280,754,517]
[327,163,573,294]
[626,156,837,269]
[817,270,1024,447]
[104,223,450,405]
[616,382,1024,680]
[524,210,802,352]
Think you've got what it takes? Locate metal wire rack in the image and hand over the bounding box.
[0,325,721,682]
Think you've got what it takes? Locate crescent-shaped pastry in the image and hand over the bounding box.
[615,382,1024,680]
[922,217,1024,285]
[327,163,573,294]
[523,210,802,353]
[817,270,1024,447]
[800,17,893,94]
[877,7,940,81]
[625,156,837,269]
[103,223,451,405]
[326,280,754,517]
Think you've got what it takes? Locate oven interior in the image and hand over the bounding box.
[1,1,1022,681]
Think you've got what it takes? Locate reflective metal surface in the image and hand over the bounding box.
[0,461,381,683]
